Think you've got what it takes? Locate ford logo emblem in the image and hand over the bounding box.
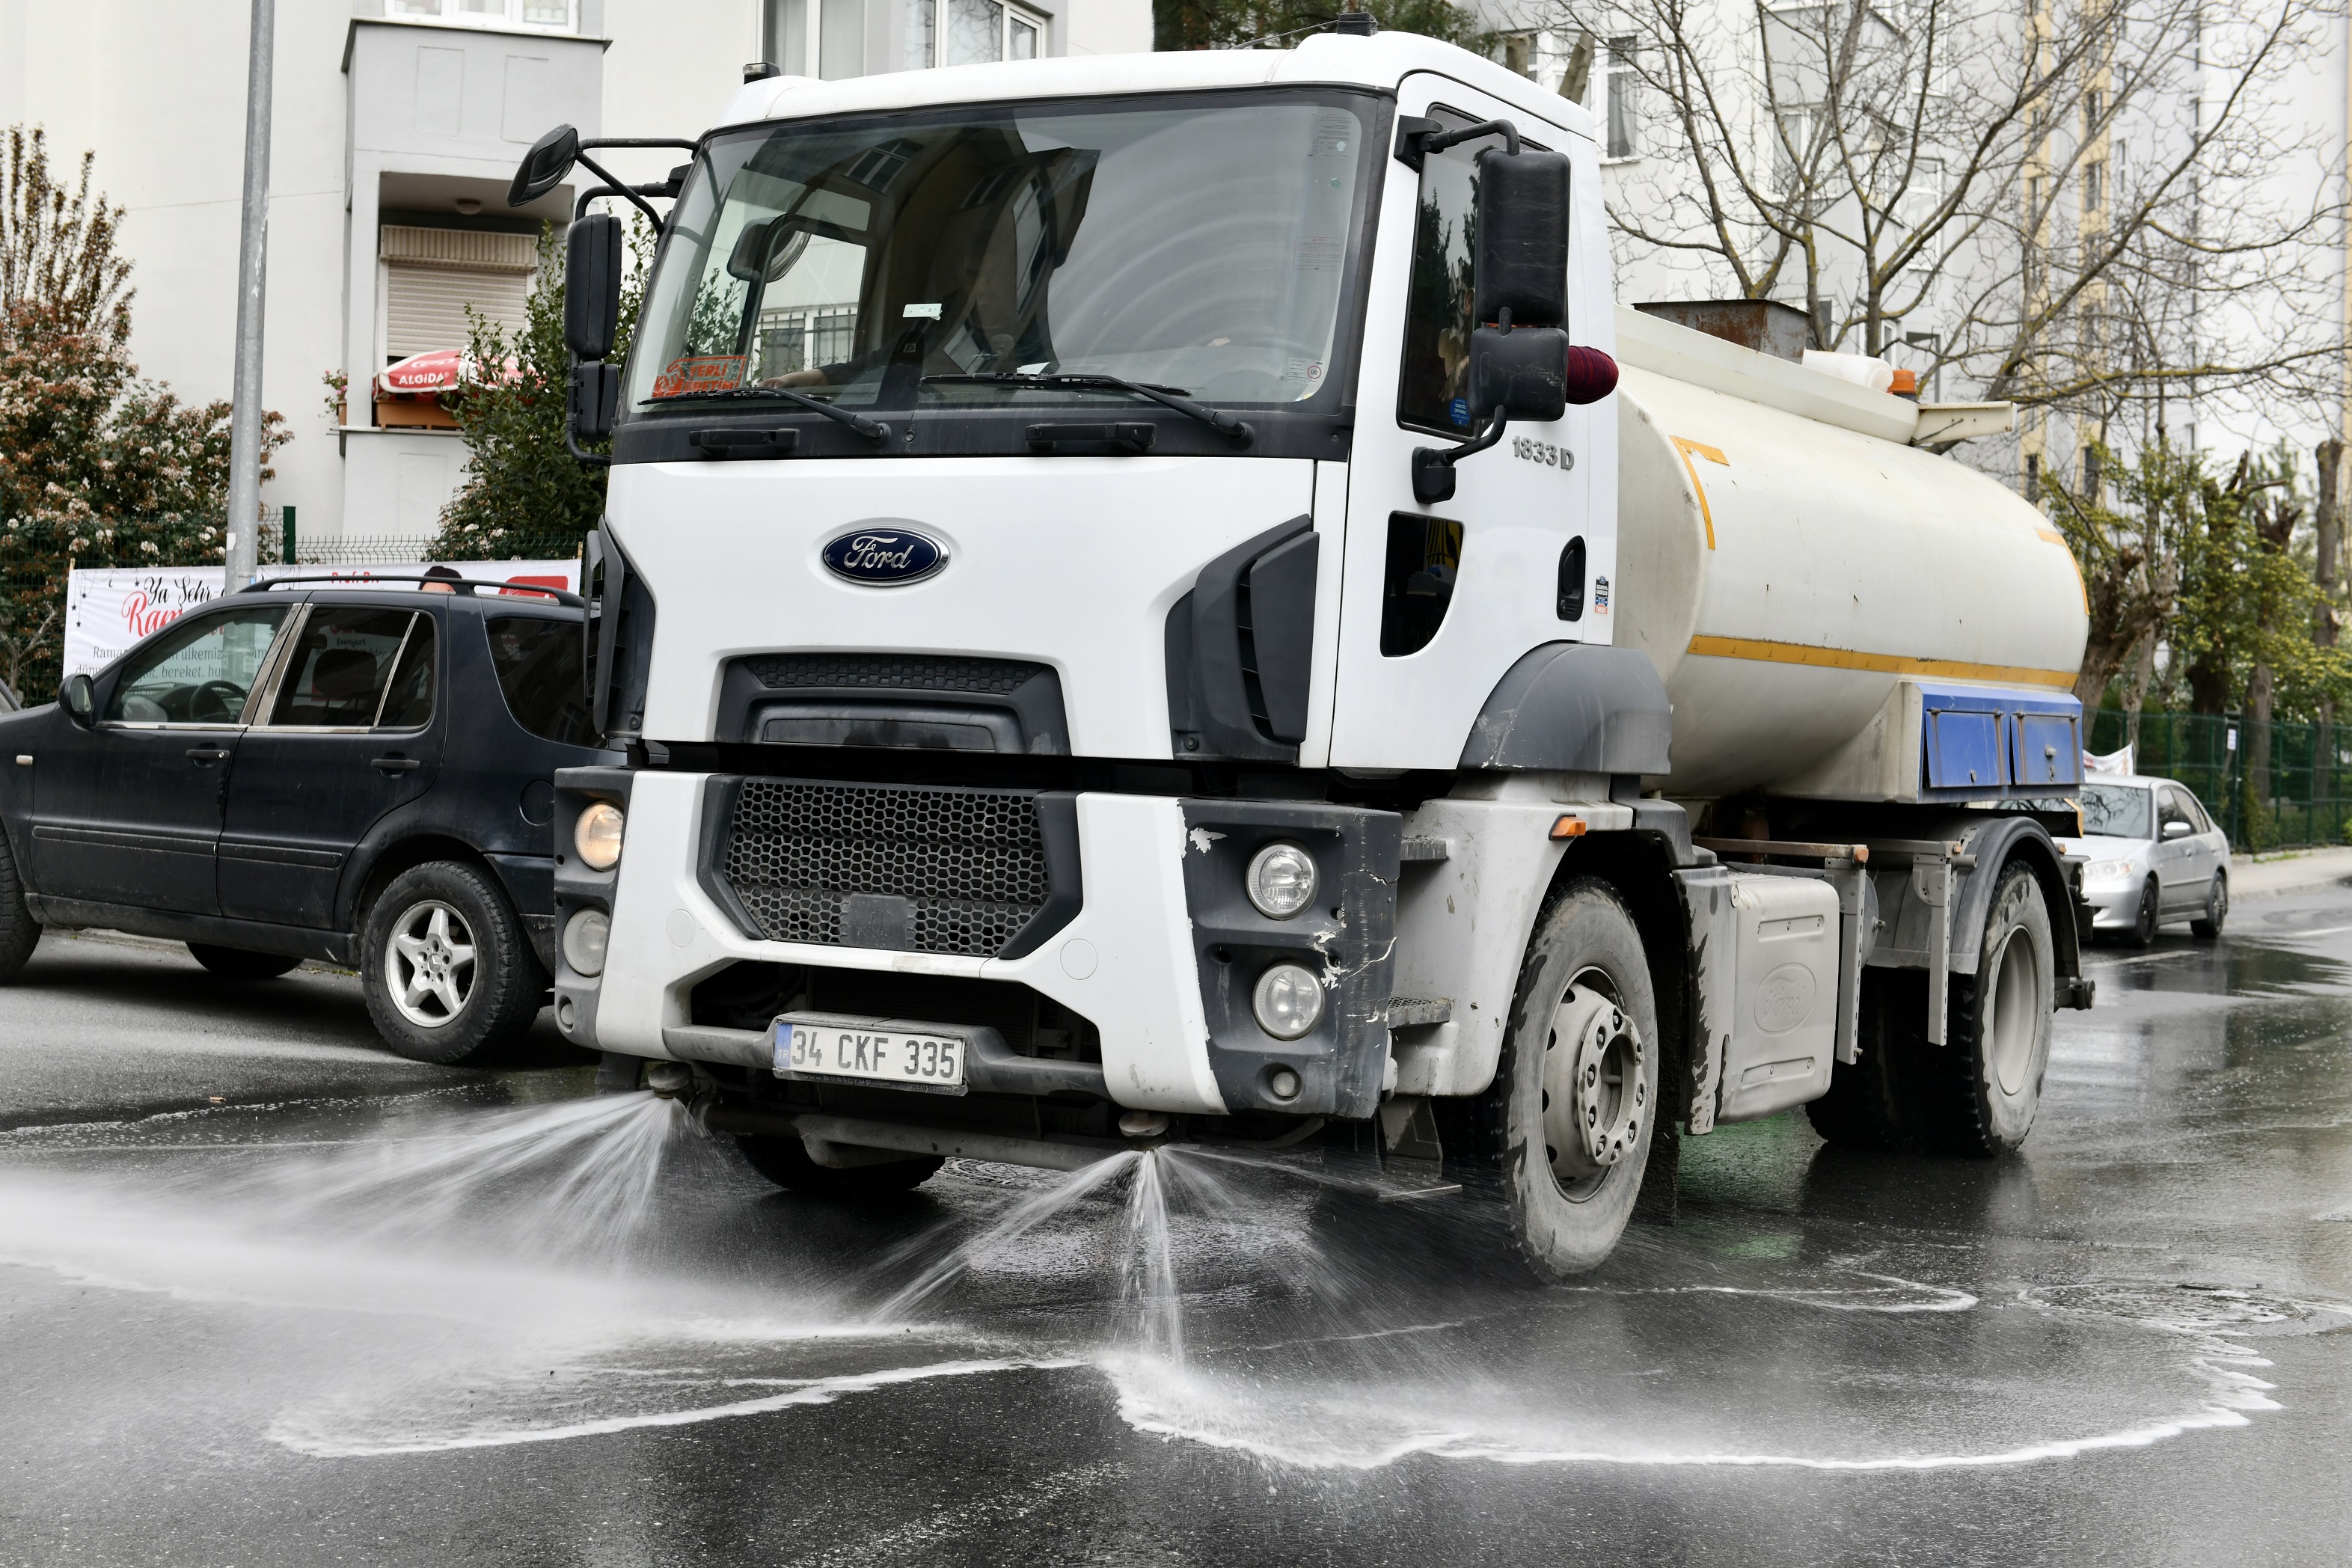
[821,528,948,586]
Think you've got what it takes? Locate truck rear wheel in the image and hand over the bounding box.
[735,1133,945,1197]
[1457,879,1657,1278]
[1807,863,2053,1157]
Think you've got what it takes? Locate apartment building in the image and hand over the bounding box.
[0,0,1151,541]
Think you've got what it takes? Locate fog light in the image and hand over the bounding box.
[575,801,625,870]
[1267,1067,1302,1100]
[563,908,610,976]
[1246,842,1319,919]
[1252,961,1325,1039]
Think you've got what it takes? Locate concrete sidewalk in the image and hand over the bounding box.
[2230,845,2352,898]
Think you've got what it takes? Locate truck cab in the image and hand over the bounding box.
[538,30,2092,1274]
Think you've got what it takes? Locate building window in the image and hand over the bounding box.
[766,0,866,79]
[2084,159,2103,212]
[379,224,536,361]
[907,0,1044,68]
[1601,37,1639,159]
[388,0,578,28]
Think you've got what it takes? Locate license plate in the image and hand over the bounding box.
[772,1015,967,1091]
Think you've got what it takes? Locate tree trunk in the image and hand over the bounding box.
[2125,632,2157,759]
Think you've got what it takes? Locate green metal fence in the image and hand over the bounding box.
[2086,708,2351,851]
[0,518,583,708]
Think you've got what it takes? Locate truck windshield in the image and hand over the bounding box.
[628,91,1375,417]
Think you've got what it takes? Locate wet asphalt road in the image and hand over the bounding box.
[1,897,2348,1568]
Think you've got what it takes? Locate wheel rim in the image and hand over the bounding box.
[1540,967,1647,1201]
[2211,878,2227,925]
[385,899,477,1029]
[1987,925,2042,1096]
[2140,883,2158,937]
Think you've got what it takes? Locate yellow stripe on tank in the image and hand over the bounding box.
[1685,634,2077,689]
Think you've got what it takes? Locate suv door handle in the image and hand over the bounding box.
[370,756,422,772]
[185,747,230,763]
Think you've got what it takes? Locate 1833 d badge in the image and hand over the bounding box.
[820,528,948,586]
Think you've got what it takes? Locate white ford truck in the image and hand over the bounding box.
[518,24,2094,1274]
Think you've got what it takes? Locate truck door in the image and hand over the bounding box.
[1326,79,1611,769]
[217,602,443,928]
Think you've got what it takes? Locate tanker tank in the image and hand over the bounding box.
[1607,309,2089,800]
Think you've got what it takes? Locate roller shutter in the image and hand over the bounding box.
[380,225,536,358]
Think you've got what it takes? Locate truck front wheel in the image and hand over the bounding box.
[1458,879,1658,1278]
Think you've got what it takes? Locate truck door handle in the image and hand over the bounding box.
[184,747,230,763]
[370,756,421,773]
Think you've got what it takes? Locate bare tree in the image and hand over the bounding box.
[1536,0,2342,428]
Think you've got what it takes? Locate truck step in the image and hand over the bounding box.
[1399,836,1452,862]
[1384,996,1454,1027]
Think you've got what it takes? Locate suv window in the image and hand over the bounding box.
[103,604,289,724]
[486,615,594,745]
[268,607,425,728]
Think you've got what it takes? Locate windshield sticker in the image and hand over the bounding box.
[652,355,747,399]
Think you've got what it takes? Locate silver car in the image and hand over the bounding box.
[2056,774,2231,945]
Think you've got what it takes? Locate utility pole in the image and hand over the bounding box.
[223,0,275,592]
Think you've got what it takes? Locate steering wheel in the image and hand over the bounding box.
[189,680,248,723]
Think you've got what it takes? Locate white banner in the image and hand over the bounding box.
[63,561,581,679]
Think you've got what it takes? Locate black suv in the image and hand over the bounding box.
[0,578,615,1062]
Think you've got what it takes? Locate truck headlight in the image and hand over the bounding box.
[1252,961,1326,1039]
[563,909,610,976]
[575,801,625,870]
[1246,842,1319,919]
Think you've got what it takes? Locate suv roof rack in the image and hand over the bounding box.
[239,574,584,608]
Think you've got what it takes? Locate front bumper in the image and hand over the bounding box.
[552,769,1398,1120]
[2079,877,2148,929]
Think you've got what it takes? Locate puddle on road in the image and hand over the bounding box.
[0,1092,2339,1474]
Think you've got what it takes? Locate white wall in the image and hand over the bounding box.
[0,1,354,536]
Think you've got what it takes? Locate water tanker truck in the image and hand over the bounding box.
[523,28,2094,1274]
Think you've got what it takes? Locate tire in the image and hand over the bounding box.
[360,860,546,1065]
[735,1133,944,1196]
[2191,872,2227,940]
[186,943,300,981]
[1803,969,1912,1150]
[0,828,38,984]
[1810,864,2054,1158]
[2125,878,2160,947]
[1453,878,1658,1278]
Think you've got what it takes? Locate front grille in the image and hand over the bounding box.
[719,778,1051,956]
[743,653,1045,695]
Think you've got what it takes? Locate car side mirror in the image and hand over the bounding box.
[61,673,95,726]
[2162,818,2193,839]
[566,212,624,363]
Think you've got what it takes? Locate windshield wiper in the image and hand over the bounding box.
[652,384,890,443]
[925,372,1254,447]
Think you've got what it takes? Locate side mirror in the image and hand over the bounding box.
[570,361,621,442]
[566,212,624,362]
[509,123,581,208]
[1473,146,1572,327]
[2161,818,2194,840]
[61,673,95,726]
